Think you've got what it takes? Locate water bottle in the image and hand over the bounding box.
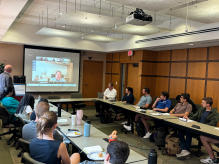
[84,120,91,137]
[148,149,157,164]
[38,95,41,100]
[58,104,61,117]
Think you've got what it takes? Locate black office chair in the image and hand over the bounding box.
[0,106,20,145]
[22,152,45,164]
[70,93,87,119]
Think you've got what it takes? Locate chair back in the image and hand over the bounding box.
[195,104,202,111]
[18,138,30,153]
[15,114,26,135]
[168,98,178,110]
[0,105,12,124]
[133,98,137,105]
[71,93,83,98]
[22,152,45,164]
[47,95,60,99]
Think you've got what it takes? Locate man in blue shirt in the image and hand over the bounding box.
[123,87,152,138]
[152,91,171,112]
[49,71,66,82]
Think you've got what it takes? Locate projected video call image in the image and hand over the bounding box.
[33,56,73,83]
[24,47,80,92]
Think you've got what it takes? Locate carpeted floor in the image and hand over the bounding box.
[1,106,219,164]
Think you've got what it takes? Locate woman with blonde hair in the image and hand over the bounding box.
[29,111,80,164]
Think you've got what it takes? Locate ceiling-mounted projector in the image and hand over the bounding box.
[126,8,152,26]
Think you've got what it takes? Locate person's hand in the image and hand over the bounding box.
[183,116,189,119]
[153,108,157,111]
[170,114,175,116]
[156,98,161,101]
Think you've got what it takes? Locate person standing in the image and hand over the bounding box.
[0,65,14,97]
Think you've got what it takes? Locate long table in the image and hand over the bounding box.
[48,98,219,141]
[39,100,148,164]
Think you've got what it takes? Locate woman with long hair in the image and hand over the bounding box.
[1,86,19,122]
[16,94,35,120]
[30,111,80,164]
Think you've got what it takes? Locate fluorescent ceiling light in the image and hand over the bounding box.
[84,34,123,43]
[189,44,194,45]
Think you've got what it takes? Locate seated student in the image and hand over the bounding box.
[200,136,219,164]
[95,82,117,117]
[114,87,134,121]
[22,102,63,142]
[30,111,80,164]
[169,93,192,117]
[176,97,218,160]
[176,94,197,114]
[16,94,35,120]
[79,141,130,164]
[152,91,171,113]
[30,98,48,121]
[0,86,19,122]
[123,87,152,138]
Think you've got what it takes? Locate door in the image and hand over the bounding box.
[82,60,104,105]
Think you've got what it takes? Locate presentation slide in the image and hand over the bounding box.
[24,47,80,92]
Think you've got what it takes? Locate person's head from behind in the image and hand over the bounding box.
[180,93,190,103]
[4,65,12,73]
[105,141,130,164]
[0,86,13,100]
[142,87,150,95]
[108,83,113,90]
[176,95,181,103]
[202,97,213,108]
[38,98,49,104]
[17,94,35,111]
[55,71,62,81]
[37,111,57,139]
[35,102,50,121]
[160,91,169,100]
[125,87,133,94]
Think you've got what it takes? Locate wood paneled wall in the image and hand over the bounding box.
[105,46,219,109]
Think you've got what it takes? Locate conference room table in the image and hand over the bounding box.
[48,98,219,141]
[40,101,148,164]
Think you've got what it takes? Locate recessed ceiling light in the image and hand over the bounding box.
[58,13,63,15]
[62,25,65,28]
[189,44,194,45]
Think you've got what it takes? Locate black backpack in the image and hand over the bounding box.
[134,118,147,137]
[100,111,111,124]
[154,127,168,147]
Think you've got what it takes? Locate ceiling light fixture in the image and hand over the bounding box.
[62,25,66,27]
[58,0,63,15]
[189,44,194,45]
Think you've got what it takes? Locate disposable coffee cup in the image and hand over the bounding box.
[71,115,76,126]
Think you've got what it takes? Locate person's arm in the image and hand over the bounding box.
[152,98,160,108]
[7,76,13,88]
[58,142,71,164]
[103,89,107,97]
[206,111,219,126]
[142,103,150,108]
[169,109,175,114]
[172,112,190,117]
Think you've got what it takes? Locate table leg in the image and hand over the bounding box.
[66,103,68,112]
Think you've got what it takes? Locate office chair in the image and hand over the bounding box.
[22,152,45,164]
[70,93,87,119]
[18,138,30,162]
[0,106,20,145]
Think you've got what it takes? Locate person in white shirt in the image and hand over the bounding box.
[95,83,117,117]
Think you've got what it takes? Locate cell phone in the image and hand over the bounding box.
[68,129,78,131]
[140,110,146,113]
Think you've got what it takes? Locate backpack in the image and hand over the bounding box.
[162,133,180,155]
[100,110,111,124]
[134,118,146,137]
[154,127,168,147]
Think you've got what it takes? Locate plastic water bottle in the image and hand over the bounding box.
[148,149,157,164]
[38,95,41,100]
[84,120,91,137]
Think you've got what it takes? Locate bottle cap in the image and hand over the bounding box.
[86,120,91,124]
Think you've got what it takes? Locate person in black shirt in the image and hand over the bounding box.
[176,94,197,114]
[114,87,134,121]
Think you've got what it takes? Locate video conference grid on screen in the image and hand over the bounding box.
[24,48,80,92]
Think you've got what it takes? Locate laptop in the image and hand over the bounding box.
[97,92,104,99]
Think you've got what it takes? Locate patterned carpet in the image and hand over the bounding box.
[2,106,219,164]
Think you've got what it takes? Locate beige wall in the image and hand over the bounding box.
[0,42,106,99]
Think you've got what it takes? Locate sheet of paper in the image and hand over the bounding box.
[57,119,68,123]
[83,145,103,154]
[214,127,219,131]
[147,110,153,112]
[179,118,194,122]
[162,113,170,115]
[132,106,140,109]
[150,113,161,116]
[25,105,33,114]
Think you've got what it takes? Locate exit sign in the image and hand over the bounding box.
[128,51,133,56]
